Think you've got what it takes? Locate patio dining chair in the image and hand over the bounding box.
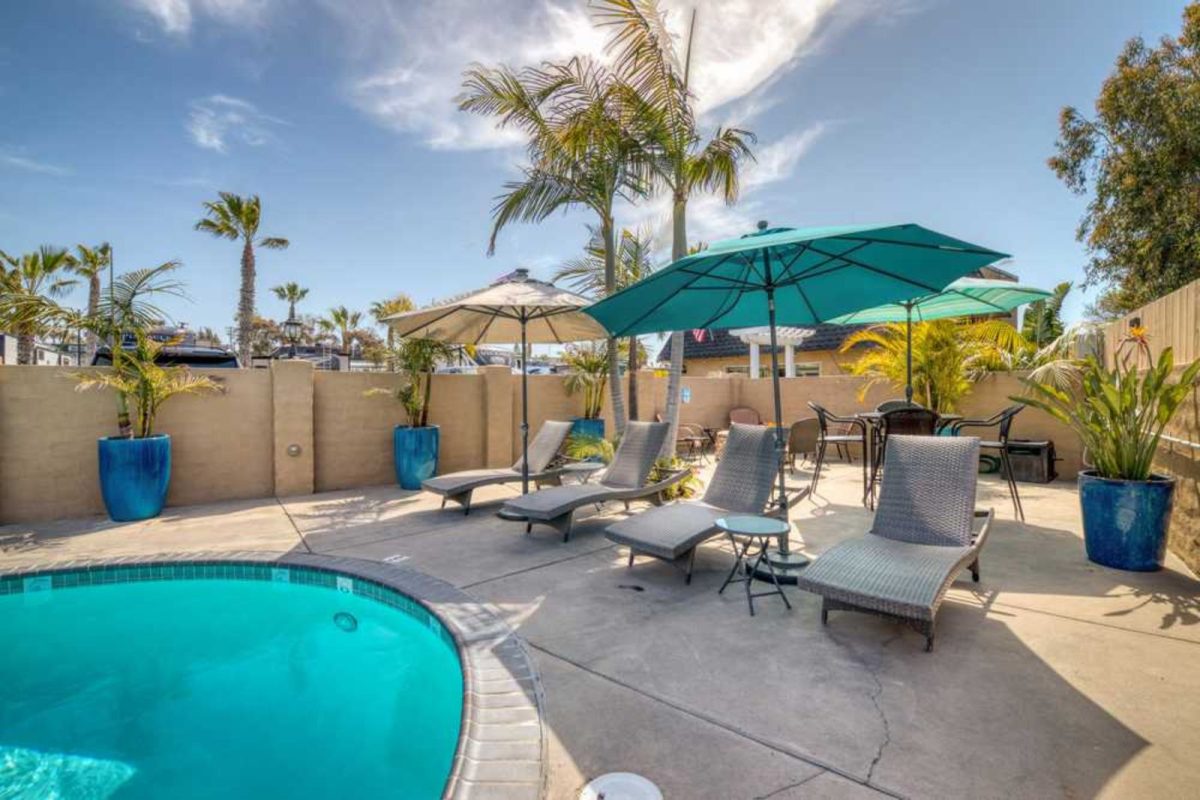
[807,402,868,500]
[876,399,917,413]
[787,418,819,473]
[949,405,1025,522]
[796,435,994,652]
[729,406,762,426]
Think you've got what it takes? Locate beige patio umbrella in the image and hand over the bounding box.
[384,268,608,495]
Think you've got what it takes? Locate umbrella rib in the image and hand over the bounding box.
[606,253,740,336]
[782,241,872,281]
[542,312,565,344]
[792,281,822,323]
[838,235,1004,258]
[387,304,467,338]
[781,243,949,294]
[471,311,501,346]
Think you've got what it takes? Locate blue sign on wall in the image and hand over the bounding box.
[681,387,692,404]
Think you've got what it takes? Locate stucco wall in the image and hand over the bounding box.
[0,362,1086,524]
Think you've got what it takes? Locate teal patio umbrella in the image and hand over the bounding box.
[586,222,1010,579]
[828,277,1051,403]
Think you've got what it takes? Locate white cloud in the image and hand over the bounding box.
[617,122,829,247]
[186,95,283,152]
[1,151,72,176]
[126,0,270,37]
[317,0,876,151]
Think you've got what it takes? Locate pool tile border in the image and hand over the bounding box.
[0,551,545,800]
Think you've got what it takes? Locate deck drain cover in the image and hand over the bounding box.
[616,584,644,592]
[580,773,661,800]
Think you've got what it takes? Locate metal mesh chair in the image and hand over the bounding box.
[729,406,762,426]
[808,402,868,500]
[950,405,1026,521]
[876,399,917,413]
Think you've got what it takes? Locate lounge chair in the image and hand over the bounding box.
[499,421,683,541]
[422,420,574,514]
[605,423,782,583]
[796,435,994,652]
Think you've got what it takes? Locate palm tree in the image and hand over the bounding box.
[321,305,362,356]
[73,243,111,362]
[271,282,309,320]
[0,246,79,364]
[840,319,1026,413]
[1021,281,1072,347]
[596,0,756,454]
[195,192,290,367]
[554,227,655,417]
[460,56,653,436]
[370,294,416,350]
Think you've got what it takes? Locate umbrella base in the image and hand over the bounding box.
[746,547,810,585]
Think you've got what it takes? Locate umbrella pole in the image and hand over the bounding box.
[757,287,809,583]
[520,315,530,494]
[905,303,914,404]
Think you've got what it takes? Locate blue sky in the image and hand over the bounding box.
[0,0,1189,339]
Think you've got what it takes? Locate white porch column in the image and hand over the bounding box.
[785,344,795,378]
[749,342,760,379]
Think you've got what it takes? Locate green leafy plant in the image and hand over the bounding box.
[650,456,700,501]
[564,433,614,464]
[366,337,453,427]
[842,319,1026,412]
[563,344,609,419]
[75,331,224,439]
[1013,330,1200,480]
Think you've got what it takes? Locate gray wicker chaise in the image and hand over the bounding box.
[605,423,782,583]
[500,421,683,541]
[796,435,994,652]
[422,420,574,514]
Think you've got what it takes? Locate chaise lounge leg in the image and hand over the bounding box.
[685,548,696,585]
[445,490,473,515]
[820,599,829,626]
[628,550,635,567]
[545,512,574,542]
[969,558,980,583]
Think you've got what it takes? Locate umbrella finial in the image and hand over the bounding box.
[513,267,530,281]
[757,220,769,231]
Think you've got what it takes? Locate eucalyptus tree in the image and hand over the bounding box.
[596,0,756,453]
[553,226,655,417]
[460,56,653,436]
[0,246,79,364]
[270,282,309,320]
[195,192,290,367]
[73,243,112,361]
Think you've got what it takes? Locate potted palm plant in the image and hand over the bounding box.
[1015,329,1199,571]
[77,331,223,521]
[563,344,608,439]
[368,338,451,489]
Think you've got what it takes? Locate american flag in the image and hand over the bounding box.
[691,329,708,343]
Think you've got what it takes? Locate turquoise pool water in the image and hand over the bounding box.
[0,571,463,799]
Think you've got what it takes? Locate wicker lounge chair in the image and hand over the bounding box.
[605,424,782,583]
[796,435,994,652]
[422,420,574,514]
[500,421,683,541]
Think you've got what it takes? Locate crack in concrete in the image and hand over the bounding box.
[752,770,824,799]
[274,496,312,553]
[830,630,900,787]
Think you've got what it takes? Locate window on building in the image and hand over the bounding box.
[794,362,820,377]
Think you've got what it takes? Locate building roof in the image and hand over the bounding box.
[656,324,868,362]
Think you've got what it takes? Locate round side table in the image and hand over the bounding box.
[716,515,793,616]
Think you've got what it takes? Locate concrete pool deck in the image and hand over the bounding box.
[3,461,1199,799]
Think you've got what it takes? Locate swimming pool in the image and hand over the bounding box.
[0,561,465,799]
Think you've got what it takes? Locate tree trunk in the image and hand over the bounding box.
[660,196,688,457]
[421,371,433,427]
[86,274,101,363]
[602,218,627,437]
[238,239,256,367]
[627,335,639,420]
[16,332,34,365]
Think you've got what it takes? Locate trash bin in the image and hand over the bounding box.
[1006,440,1058,483]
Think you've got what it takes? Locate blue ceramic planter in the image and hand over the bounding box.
[1078,470,1175,571]
[571,418,605,439]
[98,435,172,522]
[394,425,439,490]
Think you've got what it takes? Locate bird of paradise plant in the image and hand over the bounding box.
[1014,329,1200,481]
